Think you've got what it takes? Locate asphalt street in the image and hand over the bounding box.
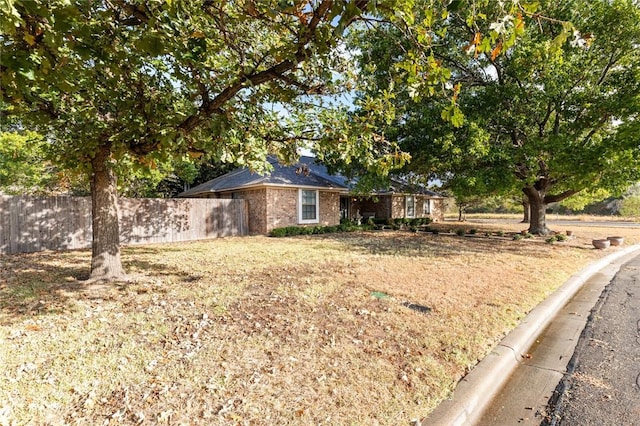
[543,253,640,425]
[423,247,640,426]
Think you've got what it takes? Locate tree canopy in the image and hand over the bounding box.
[1,0,568,279]
[354,0,640,234]
[0,130,62,194]
[0,0,422,280]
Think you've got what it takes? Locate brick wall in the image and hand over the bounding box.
[265,188,341,232]
[319,192,340,226]
[430,198,444,221]
[266,187,298,231]
[238,189,268,234]
[391,195,406,218]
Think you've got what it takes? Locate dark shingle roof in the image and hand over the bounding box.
[381,177,445,198]
[178,156,445,198]
[178,156,350,197]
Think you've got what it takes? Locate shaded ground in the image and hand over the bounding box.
[0,222,638,425]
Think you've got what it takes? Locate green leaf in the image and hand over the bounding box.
[18,69,35,80]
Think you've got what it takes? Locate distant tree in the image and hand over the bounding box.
[620,197,640,218]
[620,183,640,218]
[0,131,51,194]
[154,160,236,198]
[0,130,89,195]
[559,188,612,212]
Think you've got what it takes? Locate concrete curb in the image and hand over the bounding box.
[422,243,640,426]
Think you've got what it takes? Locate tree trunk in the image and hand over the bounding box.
[89,145,125,281]
[458,205,465,221]
[521,197,530,223]
[523,186,550,235]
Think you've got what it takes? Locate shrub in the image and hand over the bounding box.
[512,234,523,241]
[455,228,466,236]
[431,228,440,235]
[524,233,533,239]
[339,222,357,232]
[555,233,568,242]
[496,230,504,237]
[545,236,557,244]
[270,228,288,237]
[469,229,477,235]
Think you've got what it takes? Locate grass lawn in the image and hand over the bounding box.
[1,220,638,425]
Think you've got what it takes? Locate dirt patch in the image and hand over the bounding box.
[0,222,638,425]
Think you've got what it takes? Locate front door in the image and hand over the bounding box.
[340,196,350,220]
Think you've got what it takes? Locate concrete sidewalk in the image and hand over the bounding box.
[421,244,640,426]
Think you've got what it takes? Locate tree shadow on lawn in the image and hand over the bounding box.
[0,240,215,324]
[0,246,181,324]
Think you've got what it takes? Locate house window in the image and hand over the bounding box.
[299,189,319,224]
[424,199,432,215]
[406,196,415,218]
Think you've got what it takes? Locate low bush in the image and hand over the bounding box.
[269,227,289,237]
[455,228,466,236]
[269,217,434,237]
[543,234,568,244]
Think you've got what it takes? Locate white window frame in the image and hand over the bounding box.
[298,189,319,224]
[423,198,432,215]
[405,195,416,218]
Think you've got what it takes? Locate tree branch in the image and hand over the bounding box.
[177,0,338,133]
[544,188,580,204]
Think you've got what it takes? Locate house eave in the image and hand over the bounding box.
[180,182,348,197]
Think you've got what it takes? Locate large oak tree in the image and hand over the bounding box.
[356,0,640,234]
[1,0,419,281]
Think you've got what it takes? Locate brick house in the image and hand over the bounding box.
[178,156,444,234]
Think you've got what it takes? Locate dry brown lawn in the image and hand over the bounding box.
[0,220,638,425]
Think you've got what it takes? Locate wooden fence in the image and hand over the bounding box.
[0,195,248,254]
